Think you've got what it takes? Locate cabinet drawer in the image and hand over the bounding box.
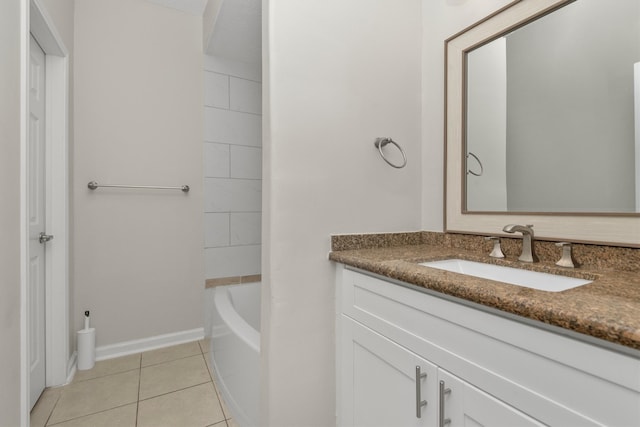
[339,267,640,426]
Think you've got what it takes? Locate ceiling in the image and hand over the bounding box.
[147,0,261,64]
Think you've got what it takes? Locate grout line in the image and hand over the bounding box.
[140,352,204,369]
[46,403,137,427]
[137,380,213,403]
[203,141,263,150]
[72,366,141,384]
[227,75,231,111]
[135,352,142,427]
[42,389,62,427]
[203,105,262,117]
[203,351,230,420]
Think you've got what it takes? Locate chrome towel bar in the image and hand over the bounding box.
[88,181,190,193]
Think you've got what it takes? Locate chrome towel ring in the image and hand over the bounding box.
[374,137,407,169]
[466,152,484,176]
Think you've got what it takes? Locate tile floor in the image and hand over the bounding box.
[30,339,240,427]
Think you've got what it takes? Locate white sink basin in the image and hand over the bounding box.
[418,259,592,292]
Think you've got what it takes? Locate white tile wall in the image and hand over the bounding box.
[204,213,230,248]
[204,107,262,146]
[204,178,262,213]
[230,146,262,179]
[230,213,261,246]
[204,72,229,109]
[230,77,262,114]
[204,245,261,278]
[204,143,230,178]
[203,56,262,279]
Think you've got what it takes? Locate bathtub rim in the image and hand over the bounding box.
[213,282,261,353]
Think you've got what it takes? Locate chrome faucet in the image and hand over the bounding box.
[502,224,538,263]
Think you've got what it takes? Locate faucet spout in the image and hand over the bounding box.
[502,224,538,263]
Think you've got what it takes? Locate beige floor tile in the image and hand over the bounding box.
[48,370,139,425]
[226,418,241,427]
[203,361,231,420]
[138,382,225,427]
[47,403,136,427]
[142,341,202,367]
[139,354,211,400]
[199,337,211,354]
[73,353,140,383]
[217,392,232,421]
[30,387,62,427]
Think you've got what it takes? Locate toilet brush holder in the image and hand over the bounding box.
[77,328,96,370]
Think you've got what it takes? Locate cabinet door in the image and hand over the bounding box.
[438,369,545,427]
[340,316,438,427]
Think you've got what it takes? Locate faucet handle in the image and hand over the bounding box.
[555,242,575,268]
[485,237,505,258]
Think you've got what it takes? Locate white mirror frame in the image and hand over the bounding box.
[445,0,640,247]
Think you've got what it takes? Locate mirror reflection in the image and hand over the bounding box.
[465,0,640,213]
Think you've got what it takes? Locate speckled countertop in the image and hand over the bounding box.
[329,233,640,352]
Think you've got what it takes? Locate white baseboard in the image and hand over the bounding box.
[95,328,205,361]
[66,351,77,384]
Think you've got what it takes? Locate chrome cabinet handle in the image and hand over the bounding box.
[415,366,428,418]
[439,380,451,426]
[39,232,54,244]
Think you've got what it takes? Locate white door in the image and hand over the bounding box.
[29,35,49,409]
[438,369,545,427]
[340,316,438,427]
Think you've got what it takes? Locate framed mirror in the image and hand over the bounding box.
[445,0,640,246]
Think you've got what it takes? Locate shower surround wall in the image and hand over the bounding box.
[204,55,262,281]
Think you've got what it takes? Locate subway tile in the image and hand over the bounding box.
[230,77,262,114]
[204,72,229,109]
[230,213,261,246]
[204,107,261,147]
[204,143,230,178]
[230,146,262,179]
[205,213,230,248]
[204,55,261,82]
[205,245,261,279]
[204,178,262,213]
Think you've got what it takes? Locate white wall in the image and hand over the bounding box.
[263,1,422,424]
[204,55,262,280]
[421,0,514,230]
[0,1,24,424]
[73,0,204,347]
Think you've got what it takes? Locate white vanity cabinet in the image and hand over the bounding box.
[341,316,438,426]
[336,266,640,427]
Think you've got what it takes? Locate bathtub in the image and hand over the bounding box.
[209,282,261,427]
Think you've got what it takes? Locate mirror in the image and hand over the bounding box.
[465,0,640,213]
[445,0,640,246]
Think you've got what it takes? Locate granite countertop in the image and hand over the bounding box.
[329,243,640,352]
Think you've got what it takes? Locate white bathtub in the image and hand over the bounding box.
[209,282,261,427]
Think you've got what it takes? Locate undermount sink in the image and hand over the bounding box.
[418,259,592,292]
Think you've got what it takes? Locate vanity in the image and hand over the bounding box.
[331,238,640,426]
[332,0,640,423]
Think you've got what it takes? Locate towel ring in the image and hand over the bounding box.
[374,137,407,169]
[467,152,483,176]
